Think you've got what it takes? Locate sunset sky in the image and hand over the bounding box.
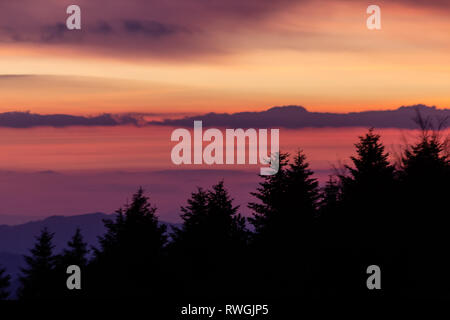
[0,0,449,220]
[0,0,449,115]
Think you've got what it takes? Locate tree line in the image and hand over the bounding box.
[0,123,449,300]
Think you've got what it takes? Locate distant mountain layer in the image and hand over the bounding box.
[1,105,448,129]
[0,213,179,255]
[0,112,138,128]
[0,213,109,255]
[152,104,450,129]
[0,213,179,281]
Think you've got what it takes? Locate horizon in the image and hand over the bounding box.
[1,125,447,222]
[1,0,449,224]
[1,0,450,306]
[1,1,450,115]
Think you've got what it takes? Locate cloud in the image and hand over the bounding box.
[40,23,82,43]
[389,0,450,9]
[151,105,450,129]
[92,21,114,34]
[0,0,299,58]
[122,19,184,37]
[0,0,449,60]
[0,111,136,128]
[1,105,448,129]
[0,74,33,79]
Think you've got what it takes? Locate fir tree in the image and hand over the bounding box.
[170,181,248,297]
[336,129,400,297]
[399,130,450,297]
[249,151,319,245]
[90,187,167,298]
[18,228,56,299]
[54,228,89,299]
[339,128,396,245]
[248,153,290,239]
[248,151,320,297]
[0,266,11,300]
[61,228,89,267]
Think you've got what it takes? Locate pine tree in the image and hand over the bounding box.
[318,175,342,241]
[61,228,89,267]
[18,228,56,299]
[336,129,401,297]
[55,228,89,298]
[170,181,248,297]
[342,128,394,191]
[400,130,450,297]
[172,187,209,246]
[249,151,319,244]
[248,151,320,297]
[0,266,11,300]
[248,153,290,239]
[339,128,396,245]
[319,176,341,215]
[90,187,167,298]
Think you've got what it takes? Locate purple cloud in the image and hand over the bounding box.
[0,0,298,58]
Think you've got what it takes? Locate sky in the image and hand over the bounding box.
[0,0,449,115]
[0,0,449,221]
[1,126,432,222]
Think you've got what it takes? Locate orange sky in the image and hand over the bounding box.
[0,0,449,115]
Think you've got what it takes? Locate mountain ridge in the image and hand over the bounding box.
[152,104,450,129]
[1,104,449,128]
[0,212,180,289]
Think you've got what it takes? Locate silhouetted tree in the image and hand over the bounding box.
[54,228,89,299]
[61,228,89,267]
[18,228,56,299]
[339,128,397,244]
[336,128,403,297]
[170,181,248,297]
[320,176,340,209]
[248,151,320,297]
[89,187,167,298]
[399,126,450,297]
[0,266,11,300]
[318,175,341,227]
[316,175,344,296]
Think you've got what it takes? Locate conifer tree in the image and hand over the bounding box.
[400,130,450,297]
[90,187,167,298]
[170,181,248,297]
[249,152,319,245]
[18,228,56,299]
[318,175,342,242]
[61,228,89,267]
[339,128,396,245]
[319,176,341,216]
[248,153,290,239]
[55,228,89,299]
[248,151,320,297]
[0,266,11,300]
[336,129,401,297]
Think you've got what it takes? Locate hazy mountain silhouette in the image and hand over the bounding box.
[2,105,448,129]
[0,212,180,298]
[0,213,109,255]
[152,104,450,129]
[0,213,180,255]
[0,111,138,128]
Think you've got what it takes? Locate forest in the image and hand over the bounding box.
[0,120,449,300]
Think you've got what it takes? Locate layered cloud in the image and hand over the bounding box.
[0,0,449,59]
[1,105,448,129]
[1,1,450,114]
[0,111,137,128]
[0,0,299,59]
